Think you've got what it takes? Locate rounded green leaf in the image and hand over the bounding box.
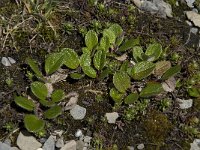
[62,48,80,69]
[100,36,110,52]
[131,61,155,80]
[140,82,163,97]
[132,46,144,62]
[15,96,35,111]
[85,30,98,51]
[82,66,97,78]
[24,114,45,132]
[108,24,123,37]
[113,72,131,93]
[44,105,62,119]
[103,29,116,44]
[145,43,162,61]
[119,38,140,52]
[51,89,65,102]
[161,65,181,80]
[124,93,139,104]
[93,49,106,70]
[31,81,48,100]
[109,88,124,103]
[45,52,64,75]
[80,53,91,67]
[70,73,85,79]
[26,58,43,77]
[39,99,55,107]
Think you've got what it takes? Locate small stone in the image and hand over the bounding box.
[177,98,193,109]
[1,57,11,66]
[127,146,134,150]
[105,112,119,124]
[4,139,11,146]
[70,105,86,120]
[52,130,64,137]
[186,11,200,28]
[17,131,42,150]
[42,135,55,150]
[75,129,83,138]
[60,140,76,150]
[55,137,64,148]
[0,142,12,150]
[137,143,144,150]
[190,139,200,150]
[8,57,16,64]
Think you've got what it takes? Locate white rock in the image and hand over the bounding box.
[105,112,119,124]
[70,105,86,120]
[60,140,76,150]
[36,148,43,150]
[186,11,200,28]
[75,129,83,138]
[8,57,16,64]
[42,135,55,150]
[64,92,79,111]
[76,140,84,150]
[137,143,145,150]
[185,0,195,8]
[177,98,193,109]
[154,0,173,18]
[17,132,42,150]
[190,139,200,150]
[1,57,11,66]
[52,130,64,137]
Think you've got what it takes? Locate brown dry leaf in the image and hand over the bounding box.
[154,61,171,77]
[162,77,176,92]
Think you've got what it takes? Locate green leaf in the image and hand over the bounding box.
[51,89,65,102]
[120,60,129,72]
[39,99,55,107]
[154,61,171,77]
[132,46,144,62]
[108,24,123,37]
[109,88,124,103]
[93,49,106,70]
[131,61,155,80]
[124,93,139,104]
[100,36,110,52]
[62,48,79,69]
[31,81,48,100]
[113,72,131,93]
[80,53,91,67]
[45,52,64,75]
[145,43,162,61]
[82,66,97,78]
[161,65,181,80]
[44,105,62,119]
[15,96,35,111]
[26,58,43,77]
[85,30,98,51]
[70,73,85,79]
[115,35,124,46]
[24,114,45,132]
[103,29,116,44]
[119,38,140,52]
[82,47,91,54]
[140,82,163,97]
[187,87,200,97]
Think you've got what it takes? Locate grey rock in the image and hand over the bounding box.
[127,146,134,150]
[185,0,195,7]
[141,1,158,14]
[42,135,55,150]
[60,140,76,150]
[76,140,84,150]
[17,131,42,150]
[105,112,119,124]
[4,139,11,146]
[0,142,12,150]
[84,136,92,144]
[55,137,64,148]
[10,147,19,150]
[190,139,200,150]
[70,105,86,120]
[1,57,12,67]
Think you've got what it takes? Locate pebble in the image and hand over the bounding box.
[17,131,42,150]
[55,137,64,148]
[105,112,119,124]
[60,140,76,150]
[75,129,83,138]
[42,135,55,150]
[137,143,144,150]
[0,142,11,150]
[177,98,193,109]
[70,105,86,120]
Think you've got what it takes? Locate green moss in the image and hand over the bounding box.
[143,110,172,145]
